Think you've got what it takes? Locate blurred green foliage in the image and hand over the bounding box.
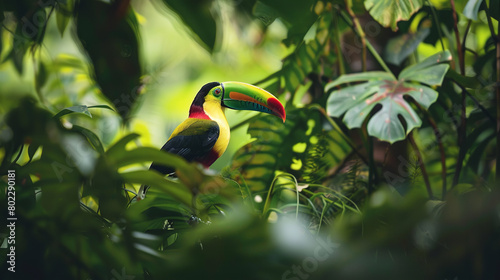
[1,0,499,279]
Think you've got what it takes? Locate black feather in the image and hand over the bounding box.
[150,119,220,175]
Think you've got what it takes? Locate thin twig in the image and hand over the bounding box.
[480,0,500,181]
[344,0,366,72]
[366,130,376,193]
[413,101,447,198]
[339,10,395,78]
[333,10,346,75]
[450,0,465,75]
[483,1,497,44]
[496,19,500,181]
[408,132,434,199]
[450,0,467,187]
[453,80,496,124]
[311,104,369,166]
[427,0,445,50]
[461,20,472,56]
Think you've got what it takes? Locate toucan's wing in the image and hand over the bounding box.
[150,118,219,175]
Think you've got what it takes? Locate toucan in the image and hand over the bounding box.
[149,81,286,176]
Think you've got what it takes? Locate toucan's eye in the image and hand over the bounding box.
[214,88,221,96]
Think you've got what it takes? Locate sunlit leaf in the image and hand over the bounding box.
[105,133,140,159]
[54,105,92,118]
[364,0,424,31]
[462,0,483,20]
[28,143,40,162]
[399,51,452,85]
[325,72,395,91]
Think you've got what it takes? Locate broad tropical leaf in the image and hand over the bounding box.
[326,50,451,143]
[75,0,142,120]
[160,0,218,52]
[364,0,424,31]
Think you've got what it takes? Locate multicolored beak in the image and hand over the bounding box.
[221,81,286,122]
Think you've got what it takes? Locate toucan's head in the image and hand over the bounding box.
[190,82,286,122]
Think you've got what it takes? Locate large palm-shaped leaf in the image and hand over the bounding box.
[326,50,451,143]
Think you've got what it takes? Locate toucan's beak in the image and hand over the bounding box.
[221,81,286,122]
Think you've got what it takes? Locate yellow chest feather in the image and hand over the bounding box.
[203,101,230,156]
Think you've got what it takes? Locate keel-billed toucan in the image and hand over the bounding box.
[150,81,286,175]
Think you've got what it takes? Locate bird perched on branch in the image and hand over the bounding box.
[141,81,285,196]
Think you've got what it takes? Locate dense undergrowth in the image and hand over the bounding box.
[1,0,499,279]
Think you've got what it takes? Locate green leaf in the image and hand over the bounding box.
[327,80,387,118]
[11,24,31,74]
[75,0,142,120]
[326,51,451,143]
[71,125,105,155]
[253,1,279,25]
[325,72,395,92]
[105,133,140,159]
[28,143,40,162]
[385,23,431,66]
[0,25,3,58]
[366,94,422,142]
[402,83,439,108]
[54,105,92,118]
[56,12,70,36]
[53,53,86,70]
[463,0,483,20]
[108,146,191,173]
[88,104,115,111]
[364,0,424,31]
[53,104,115,119]
[35,60,48,93]
[446,68,480,89]
[110,146,207,193]
[121,170,193,207]
[399,50,451,85]
[55,0,73,36]
[160,0,218,52]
